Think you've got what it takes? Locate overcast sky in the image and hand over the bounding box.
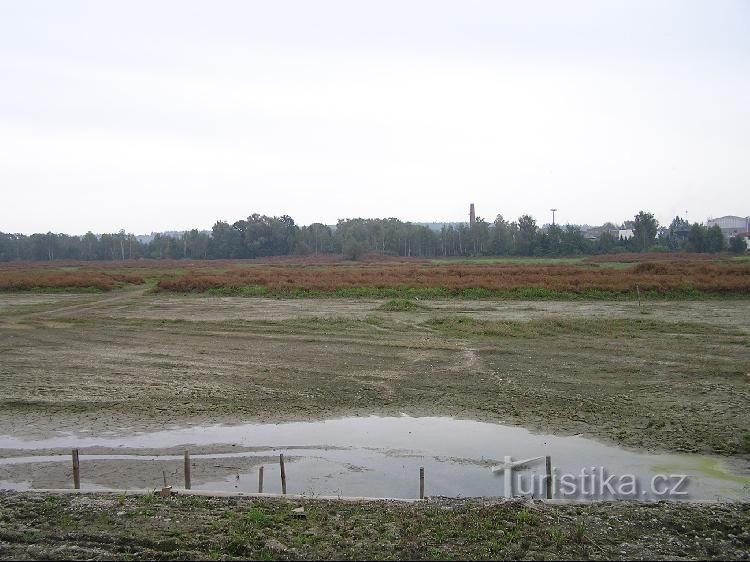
[1,0,748,234]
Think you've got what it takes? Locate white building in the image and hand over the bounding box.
[706,216,750,239]
[609,229,634,240]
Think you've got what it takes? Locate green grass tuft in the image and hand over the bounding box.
[376,299,430,312]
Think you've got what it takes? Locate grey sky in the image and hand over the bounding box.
[1,0,748,234]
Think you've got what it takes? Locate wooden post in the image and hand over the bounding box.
[545,456,553,500]
[279,454,287,495]
[184,450,191,490]
[72,449,80,490]
[636,284,641,308]
[160,470,173,498]
[419,466,425,499]
[258,466,264,494]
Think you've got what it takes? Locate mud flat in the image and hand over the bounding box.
[0,290,748,457]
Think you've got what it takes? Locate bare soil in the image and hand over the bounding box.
[0,289,748,456]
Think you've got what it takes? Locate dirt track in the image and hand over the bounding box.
[0,289,748,456]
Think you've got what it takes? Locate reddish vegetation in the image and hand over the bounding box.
[1,258,747,295]
[0,266,145,291]
[155,261,750,295]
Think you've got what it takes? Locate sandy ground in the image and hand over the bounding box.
[0,290,748,457]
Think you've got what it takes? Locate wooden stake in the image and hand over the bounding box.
[279,454,287,495]
[71,449,80,490]
[419,466,425,499]
[184,450,191,490]
[258,466,264,493]
[545,456,553,500]
[160,470,173,498]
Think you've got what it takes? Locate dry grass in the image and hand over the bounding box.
[0,269,145,292]
[155,261,749,296]
[1,257,748,296]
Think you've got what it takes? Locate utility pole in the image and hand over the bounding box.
[550,208,557,226]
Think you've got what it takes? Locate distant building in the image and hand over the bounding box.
[736,231,750,246]
[706,216,749,239]
[611,229,634,240]
[469,204,476,226]
[581,226,608,241]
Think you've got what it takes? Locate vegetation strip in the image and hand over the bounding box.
[0,492,747,560]
[3,257,748,298]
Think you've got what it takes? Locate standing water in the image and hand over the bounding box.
[0,416,747,500]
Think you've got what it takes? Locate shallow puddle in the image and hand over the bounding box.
[0,416,747,500]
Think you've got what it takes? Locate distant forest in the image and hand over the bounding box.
[0,211,742,262]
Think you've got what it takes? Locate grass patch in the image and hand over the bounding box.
[199,285,740,301]
[2,494,747,560]
[423,316,745,339]
[376,299,430,312]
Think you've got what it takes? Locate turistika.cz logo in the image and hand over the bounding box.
[491,455,689,499]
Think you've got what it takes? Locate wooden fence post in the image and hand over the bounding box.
[72,449,80,490]
[184,450,191,490]
[545,456,553,500]
[258,466,264,493]
[279,454,287,495]
[419,466,425,499]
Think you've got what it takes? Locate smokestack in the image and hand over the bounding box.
[469,203,476,226]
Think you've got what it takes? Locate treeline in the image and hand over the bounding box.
[0,211,745,262]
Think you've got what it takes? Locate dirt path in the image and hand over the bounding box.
[2,285,149,322]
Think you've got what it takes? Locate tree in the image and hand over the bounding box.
[540,224,563,256]
[596,230,616,253]
[468,217,491,256]
[686,223,706,252]
[490,215,514,255]
[561,225,589,255]
[632,211,658,252]
[342,234,367,260]
[516,215,537,256]
[209,221,243,258]
[665,216,689,250]
[705,225,726,253]
[729,235,747,254]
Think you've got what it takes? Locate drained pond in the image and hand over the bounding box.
[0,416,747,501]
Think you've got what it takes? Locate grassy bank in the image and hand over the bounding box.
[0,492,747,560]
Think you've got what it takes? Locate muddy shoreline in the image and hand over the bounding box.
[1,492,748,560]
